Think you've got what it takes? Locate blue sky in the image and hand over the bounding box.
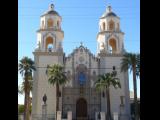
[18,0,140,104]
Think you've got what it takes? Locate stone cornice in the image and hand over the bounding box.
[100,16,120,19]
[97,31,124,40]
[33,51,64,56]
[97,31,124,35]
[98,52,123,57]
[36,28,64,33]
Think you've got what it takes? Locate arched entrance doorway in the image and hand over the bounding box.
[76,98,87,120]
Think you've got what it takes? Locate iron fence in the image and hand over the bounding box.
[18,114,55,120]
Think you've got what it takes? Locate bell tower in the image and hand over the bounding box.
[35,3,64,52]
[97,6,125,54]
[32,4,64,119]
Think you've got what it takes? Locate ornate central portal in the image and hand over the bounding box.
[76,98,87,120]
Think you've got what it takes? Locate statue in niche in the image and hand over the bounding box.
[42,94,47,105]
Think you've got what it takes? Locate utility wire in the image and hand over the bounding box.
[36,66,121,69]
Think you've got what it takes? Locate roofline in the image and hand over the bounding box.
[100,16,120,19]
[40,11,61,18]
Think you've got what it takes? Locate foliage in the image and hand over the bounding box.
[95,71,121,120]
[18,104,24,114]
[121,52,140,120]
[47,64,68,111]
[18,104,32,114]
[18,56,36,120]
[95,71,121,91]
[47,64,68,86]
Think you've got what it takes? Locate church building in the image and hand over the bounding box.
[32,3,130,120]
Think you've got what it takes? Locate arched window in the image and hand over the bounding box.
[78,72,86,85]
[47,44,53,52]
[57,21,60,27]
[47,18,53,28]
[109,20,115,31]
[42,20,44,29]
[109,38,116,53]
[103,22,105,31]
[45,37,54,51]
[109,46,113,53]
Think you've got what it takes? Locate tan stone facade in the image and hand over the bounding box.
[32,4,130,120]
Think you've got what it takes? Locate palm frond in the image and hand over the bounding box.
[47,64,68,87]
[95,72,121,93]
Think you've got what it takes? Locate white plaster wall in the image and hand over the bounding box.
[106,17,120,31]
[99,17,120,32]
[41,15,62,29]
[65,58,73,87]
[97,32,124,54]
[90,57,99,87]
[37,30,64,52]
[99,56,130,115]
[40,16,45,29]
[33,55,63,116]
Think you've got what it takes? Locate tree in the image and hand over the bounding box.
[19,79,33,96]
[18,57,36,120]
[120,53,140,120]
[18,104,25,114]
[18,104,32,117]
[19,78,33,115]
[136,54,140,78]
[95,71,121,120]
[47,64,68,111]
[18,86,23,95]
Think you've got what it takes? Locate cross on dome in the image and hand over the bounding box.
[49,3,54,11]
[80,42,83,46]
[106,5,112,13]
[108,5,112,12]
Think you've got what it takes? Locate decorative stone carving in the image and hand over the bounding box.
[79,56,84,63]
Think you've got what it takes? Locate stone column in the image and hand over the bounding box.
[67,111,72,120]
[57,111,61,120]
[113,112,119,120]
[42,104,47,120]
[100,112,105,120]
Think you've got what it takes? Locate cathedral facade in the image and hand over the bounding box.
[32,4,130,120]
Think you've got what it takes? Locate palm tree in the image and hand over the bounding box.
[95,71,121,120]
[19,77,33,96]
[18,57,36,120]
[47,64,68,111]
[136,54,140,78]
[120,53,140,120]
[19,77,33,115]
[18,86,23,95]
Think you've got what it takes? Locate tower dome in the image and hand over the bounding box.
[41,4,60,17]
[97,5,124,54]
[101,6,118,18]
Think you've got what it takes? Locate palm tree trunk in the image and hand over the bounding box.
[28,93,31,117]
[24,79,27,120]
[56,83,59,111]
[24,75,30,120]
[106,87,112,120]
[133,65,139,120]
